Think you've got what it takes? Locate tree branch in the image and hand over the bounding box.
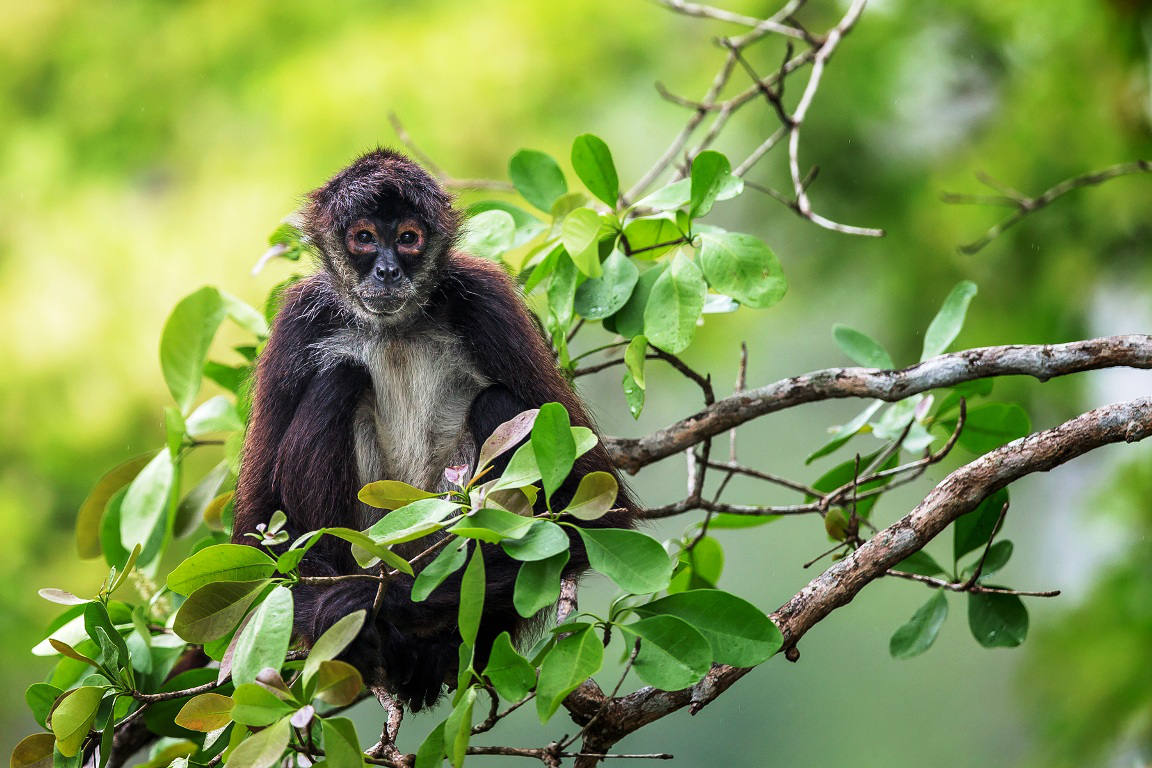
[606,335,1152,473]
[565,396,1152,751]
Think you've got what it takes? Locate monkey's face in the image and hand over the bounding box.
[337,210,432,318]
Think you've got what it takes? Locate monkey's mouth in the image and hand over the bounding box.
[357,289,411,316]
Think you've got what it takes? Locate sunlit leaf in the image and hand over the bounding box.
[920,281,978,361]
[832,324,895,369]
[643,249,706,354]
[161,286,228,414]
[302,610,366,684]
[49,686,105,757]
[574,249,638,319]
[313,661,364,707]
[75,455,151,559]
[562,471,618,521]
[697,232,786,309]
[509,150,567,212]
[575,527,673,595]
[174,693,233,732]
[230,586,293,686]
[357,480,438,510]
[167,544,276,596]
[559,207,604,277]
[571,134,619,206]
[461,210,517,262]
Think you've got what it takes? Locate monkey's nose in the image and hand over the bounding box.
[374,263,403,282]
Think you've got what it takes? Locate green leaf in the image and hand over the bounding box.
[26,683,63,730]
[546,249,579,333]
[559,207,604,277]
[962,540,1014,579]
[943,402,1031,454]
[535,626,603,722]
[575,528,673,595]
[365,498,461,546]
[230,683,293,727]
[227,715,290,768]
[571,134,619,206]
[185,397,244,437]
[321,717,364,768]
[532,403,576,504]
[562,472,618,521]
[643,250,706,354]
[634,589,781,666]
[9,733,55,768]
[174,693,233,732]
[806,449,899,520]
[119,449,175,565]
[804,400,883,464]
[624,335,648,390]
[476,409,539,475]
[414,723,446,768]
[501,520,569,562]
[635,178,691,211]
[314,661,364,707]
[358,481,439,510]
[167,544,276,596]
[412,541,469,602]
[459,547,486,648]
[321,528,413,574]
[461,210,517,262]
[303,610,366,684]
[697,232,787,309]
[689,151,731,218]
[483,632,536,701]
[49,686,105,757]
[894,550,946,577]
[668,535,724,592]
[174,461,231,538]
[621,615,712,690]
[444,686,476,768]
[574,249,638,319]
[954,489,1009,562]
[514,551,569,618]
[230,586,293,685]
[161,286,228,414]
[83,602,130,670]
[173,580,268,643]
[832,324,894,369]
[920,281,978,361]
[967,591,1028,648]
[509,150,567,212]
[622,369,645,419]
[623,216,683,259]
[489,440,542,492]
[611,264,665,339]
[890,591,949,659]
[450,507,535,543]
[76,455,152,559]
[220,290,270,339]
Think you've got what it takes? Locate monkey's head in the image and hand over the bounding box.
[302,149,459,322]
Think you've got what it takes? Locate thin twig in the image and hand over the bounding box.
[943,161,1152,253]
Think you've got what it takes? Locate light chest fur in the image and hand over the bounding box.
[322,326,488,528]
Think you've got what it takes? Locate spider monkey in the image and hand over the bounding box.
[232,148,639,710]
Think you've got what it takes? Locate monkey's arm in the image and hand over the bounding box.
[232,276,346,539]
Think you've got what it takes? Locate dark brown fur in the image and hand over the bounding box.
[232,149,638,709]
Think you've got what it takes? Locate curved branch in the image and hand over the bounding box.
[606,334,1152,473]
[569,396,1152,750]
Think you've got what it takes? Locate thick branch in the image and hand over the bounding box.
[606,335,1152,473]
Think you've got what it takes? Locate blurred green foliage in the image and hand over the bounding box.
[1,0,1150,765]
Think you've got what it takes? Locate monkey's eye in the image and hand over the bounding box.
[398,230,418,246]
[355,230,374,244]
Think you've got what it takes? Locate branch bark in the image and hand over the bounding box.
[605,334,1152,473]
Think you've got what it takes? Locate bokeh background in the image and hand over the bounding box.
[2,0,1151,765]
